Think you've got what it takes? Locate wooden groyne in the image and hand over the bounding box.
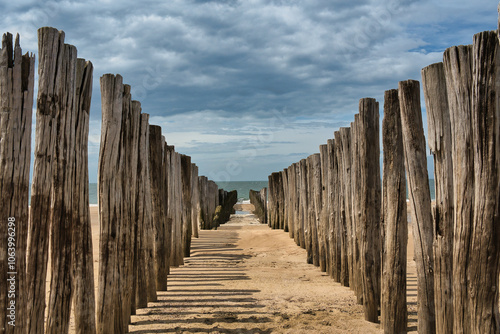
[266,20,500,334]
[0,27,225,334]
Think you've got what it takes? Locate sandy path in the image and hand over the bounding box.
[128,213,399,333]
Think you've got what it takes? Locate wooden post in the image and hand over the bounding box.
[282,169,289,232]
[71,59,96,334]
[293,163,301,246]
[422,62,454,334]
[351,116,363,304]
[123,89,141,319]
[298,159,307,249]
[260,187,268,225]
[0,32,34,334]
[326,139,337,279]
[331,138,342,282]
[191,164,200,238]
[319,145,329,273]
[173,152,184,264]
[356,98,381,323]
[97,73,125,334]
[335,131,349,286]
[149,125,168,290]
[399,80,435,333]
[443,44,473,334]
[162,142,172,275]
[287,165,295,238]
[311,154,322,269]
[37,28,78,334]
[306,156,315,264]
[469,30,500,334]
[340,127,353,289]
[181,155,192,257]
[381,89,407,333]
[136,113,155,308]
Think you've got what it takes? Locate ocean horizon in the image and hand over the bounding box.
[29,180,436,205]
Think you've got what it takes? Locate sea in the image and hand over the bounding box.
[37,180,436,205]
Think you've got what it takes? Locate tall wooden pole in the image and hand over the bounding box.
[319,145,329,273]
[399,80,435,333]
[181,155,192,257]
[381,89,407,333]
[357,98,381,323]
[469,30,500,334]
[443,44,473,334]
[191,164,200,238]
[97,73,125,334]
[0,32,34,334]
[340,127,353,289]
[149,125,168,290]
[71,59,96,334]
[422,62,454,334]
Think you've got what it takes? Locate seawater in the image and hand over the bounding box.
[34,180,436,205]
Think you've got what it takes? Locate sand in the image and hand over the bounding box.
[64,207,419,333]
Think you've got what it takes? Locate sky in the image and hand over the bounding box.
[1,0,498,182]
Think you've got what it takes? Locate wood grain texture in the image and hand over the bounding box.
[381,89,407,334]
[0,32,34,334]
[422,62,454,334]
[399,80,435,333]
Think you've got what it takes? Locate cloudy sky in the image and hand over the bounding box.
[1,0,498,182]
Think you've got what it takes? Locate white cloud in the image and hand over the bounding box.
[1,0,497,181]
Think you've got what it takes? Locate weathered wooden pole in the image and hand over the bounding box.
[191,164,200,238]
[340,127,353,289]
[136,113,155,308]
[298,159,307,249]
[381,89,407,333]
[422,62,454,334]
[97,73,125,334]
[335,131,349,286]
[468,30,500,334]
[282,169,289,232]
[311,154,322,269]
[0,32,34,334]
[399,80,435,333]
[326,139,337,279]
[287,165,295,238]
[356,98,381,323]
[198,176,208,229]
[319,144,329,273]
[149,126,168,290]
[71,58,96,334]
[305,157,314,264]
[332,138,342,282]
[260,187,268,226]
[123,88,141,320]
[181,154,192,257]
[293,163,301,246]
[350,116,363,304]
[443,44,473,334]
[173,152,184,264]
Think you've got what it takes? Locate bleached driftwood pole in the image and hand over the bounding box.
[357,98,381,323]
[305,157,314,264]
[326,139,337,280]
[381,89,407,333]
[0,32,34,334]
[468,30,500,334]
[443,44,473,334]
[97,73,125,334]
[71,58,96,334]
[422,62,454,334]
[399,80,435,333]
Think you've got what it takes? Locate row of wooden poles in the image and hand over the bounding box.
[0,27,231,334]
[266,29,500,334]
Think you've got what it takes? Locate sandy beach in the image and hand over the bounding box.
[61,206,418,333]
